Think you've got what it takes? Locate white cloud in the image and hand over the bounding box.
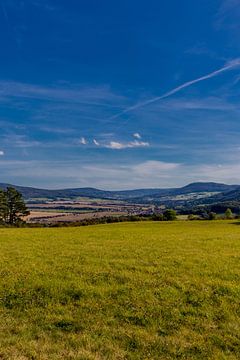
[0,150,4,156]
[1,159,240,189]
[106,140,149,150]
[82,161,240,189]
[93,139,100,146]
[80,137,87,145]
[133,160,180,174]
[133,132,141,139]
[106,141,125,149]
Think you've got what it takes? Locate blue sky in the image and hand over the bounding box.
[1,0,240,189]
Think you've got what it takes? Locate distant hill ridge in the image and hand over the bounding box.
[0,182,239,202]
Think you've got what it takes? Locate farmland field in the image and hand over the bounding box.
[0,221,240,359]
[25,198,147,223]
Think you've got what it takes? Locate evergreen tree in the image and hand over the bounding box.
[0,187,29,225]
[0,189,8,223]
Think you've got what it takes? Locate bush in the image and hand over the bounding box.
[225,208,233,219]
[151,214,164,221]
[208,212,217,220]
[163,209,177,221]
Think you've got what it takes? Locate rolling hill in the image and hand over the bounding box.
[0,182,239,204]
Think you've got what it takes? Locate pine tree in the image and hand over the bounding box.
[0,189,8,223]
[1,187,29,225]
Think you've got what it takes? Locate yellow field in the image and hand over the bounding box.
[0,221,240,359]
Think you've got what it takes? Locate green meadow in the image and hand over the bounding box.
[0,221,240,359]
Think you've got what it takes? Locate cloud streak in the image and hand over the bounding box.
[93,139,100,146]
[109,58,240,120]
[2,158,240,189]
[0,81,125,108]
[80,137,87,145]
[106,140,149,150]
[215,0,240,30]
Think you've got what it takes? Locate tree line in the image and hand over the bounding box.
[0,186,236,227]
[0,187,29,225]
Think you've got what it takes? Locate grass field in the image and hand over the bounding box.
[0,221,240,359]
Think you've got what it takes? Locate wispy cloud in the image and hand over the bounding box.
[133,132,141,139]
[0,150,4,156]
[93,139,100,146]
[39,126,75,134]
[185,43,219,58]
[68,160,240,188]
[109,59,240,120]
[2,158,240,189]
[106,140,149,150]
[0,81,125,107]
[80,137,87,145]
[78,136,150,150]
[1,134,40,148]
[133,160,180,174]
[30,0,58,12]
[215,0,240,30]
[148,96,239,112]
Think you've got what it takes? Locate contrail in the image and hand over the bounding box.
[109,59,240,121]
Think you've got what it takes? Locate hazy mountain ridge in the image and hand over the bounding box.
[0,182,239,205]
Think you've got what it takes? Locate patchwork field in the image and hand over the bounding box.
[0,221,240,359]
[25,210,128,223]
[25,199,148,223]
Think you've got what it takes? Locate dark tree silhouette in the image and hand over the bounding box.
[163,209,177,221]
[0,187,29,225]
[0,189,8,223]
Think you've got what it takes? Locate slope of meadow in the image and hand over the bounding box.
[0,221,240,359]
